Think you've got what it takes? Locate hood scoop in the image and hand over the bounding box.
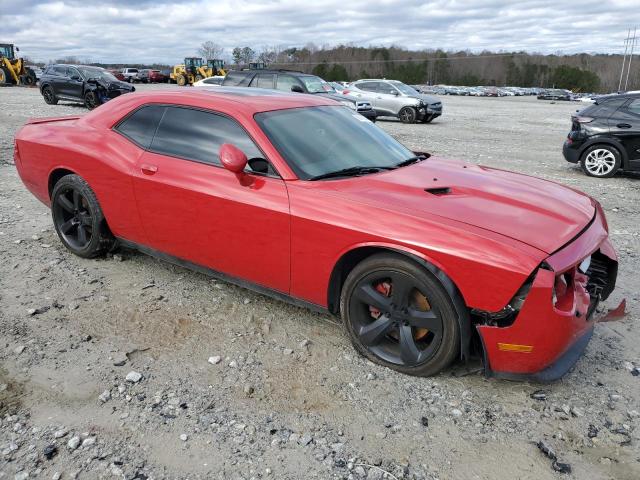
[424,186,452,196]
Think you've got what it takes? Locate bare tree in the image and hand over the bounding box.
[198,41,224,60]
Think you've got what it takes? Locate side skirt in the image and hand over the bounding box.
[116,238,331,316]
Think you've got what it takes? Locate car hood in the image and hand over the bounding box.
[411,93,440,105]
[318,92,355,104]
[319,157,594,254]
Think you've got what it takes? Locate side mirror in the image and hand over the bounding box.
[291,84,304,93]
[393,90,400,96]
[220,143,248,177]
[71,75,81,81]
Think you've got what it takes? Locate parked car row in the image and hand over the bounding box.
[415,85,546,97]
[118,67,169,83]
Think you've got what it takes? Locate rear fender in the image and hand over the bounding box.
[580,137,629,168]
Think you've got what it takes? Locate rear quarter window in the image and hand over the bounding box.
[115,105,165,149]
[223,71,251,86]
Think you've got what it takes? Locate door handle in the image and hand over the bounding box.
[141,164,158,175]
[617,123,632,129]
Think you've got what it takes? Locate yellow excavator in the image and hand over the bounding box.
[170,57,226,86]
[0,43,36,86]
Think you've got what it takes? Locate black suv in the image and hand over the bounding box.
[39,64,135,110]
[563,93,640,177]
[222,69,377,121]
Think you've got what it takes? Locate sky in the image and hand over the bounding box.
[2,0,639,64]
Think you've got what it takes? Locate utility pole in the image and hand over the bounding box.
[619,29,630,92]
[624,27,637,91]
[620,28,639,92]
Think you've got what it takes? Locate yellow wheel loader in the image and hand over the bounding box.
[170,57,213,86]
[0,44,36,86]
[206,59,226,77]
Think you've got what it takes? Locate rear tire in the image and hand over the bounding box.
[399,107,417,124]
[340,253,460,377]
[580,145,621,178]
[51,174,114,258]
[42,85,58,105]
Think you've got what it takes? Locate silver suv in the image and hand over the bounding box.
[348,79,442,124]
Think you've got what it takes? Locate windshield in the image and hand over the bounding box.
[300,75,334,94]
[79,67,117,82]
[255,106,414,180]
[391,82,419,95]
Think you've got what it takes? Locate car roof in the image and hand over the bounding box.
[99,87,340,117]
[231,69,314,77]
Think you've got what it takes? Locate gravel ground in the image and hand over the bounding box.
[0,84,639,480]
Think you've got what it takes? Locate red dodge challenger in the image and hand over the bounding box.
[14,88,618,381]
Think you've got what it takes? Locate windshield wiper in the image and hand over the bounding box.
[308,165,394,181]
[396,155,426,168]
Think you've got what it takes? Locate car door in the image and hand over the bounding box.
[131,105,291,293]
[375,82,402,115]
[63,67,84,99]
[50,65,70,96]
[352,82,379,106]
[608,98,640,165]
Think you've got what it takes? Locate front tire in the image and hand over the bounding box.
[51,175,114,258]
[340,253,460,377]
[177,74,187,86]
[84,90,99,110]
[0,66,13,85]
[580,145,621,178]
[42,85,58,105]
[399,107,417,124]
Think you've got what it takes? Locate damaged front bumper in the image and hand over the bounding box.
[477,206,618,382]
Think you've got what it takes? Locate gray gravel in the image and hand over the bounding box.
[0,84,639,479]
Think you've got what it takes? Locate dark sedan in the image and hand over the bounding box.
[538,89,572,101]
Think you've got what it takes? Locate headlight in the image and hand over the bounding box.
[340,101,357,110]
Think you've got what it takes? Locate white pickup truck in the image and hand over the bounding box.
[120,68,139,83]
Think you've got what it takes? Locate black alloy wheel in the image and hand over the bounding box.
[341,254,459,376]
[84,90,99,110]
[42,86,58,104]
[51,175,113,258]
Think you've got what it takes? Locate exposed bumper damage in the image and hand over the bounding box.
[88,78,135,104]
[476,206,619,382]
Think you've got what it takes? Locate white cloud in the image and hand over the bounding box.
[2,0,639,63]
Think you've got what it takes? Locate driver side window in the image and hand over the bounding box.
[148,106,275,175]
[276,75,298,92]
